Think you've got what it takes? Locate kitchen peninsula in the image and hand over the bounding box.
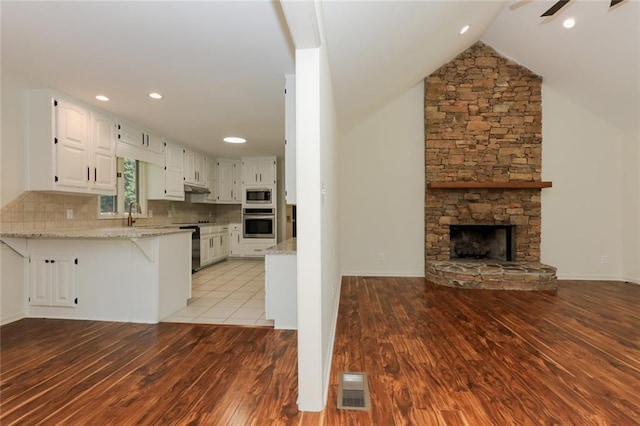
[0,227,192,324]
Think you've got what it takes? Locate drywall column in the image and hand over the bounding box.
[295,47,324,411]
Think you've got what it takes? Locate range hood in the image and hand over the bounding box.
[184,184,210,194]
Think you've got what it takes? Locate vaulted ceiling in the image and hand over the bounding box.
[2,1,637,158]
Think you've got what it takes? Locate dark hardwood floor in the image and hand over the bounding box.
[2,278,639,425]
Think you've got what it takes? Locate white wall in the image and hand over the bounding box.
[1,73,26,208]
[1,72,27,323]
[339,82,425,277]
[622,119,640,283]
[541,83,630,280]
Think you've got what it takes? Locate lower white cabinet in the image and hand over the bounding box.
[200,225,229,267]
[29,255,77,307]
[229,223,243,257]
[243,239,276,257]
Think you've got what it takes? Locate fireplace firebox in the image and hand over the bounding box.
[449,225,515,261]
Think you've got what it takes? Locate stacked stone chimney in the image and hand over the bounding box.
[425,42,544,265]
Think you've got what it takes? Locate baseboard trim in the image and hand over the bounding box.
[341,271,425,278]
[322,274,342,407]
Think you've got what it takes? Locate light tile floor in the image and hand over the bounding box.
[162,258,273,327]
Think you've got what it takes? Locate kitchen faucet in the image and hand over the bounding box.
[127,201,141,227]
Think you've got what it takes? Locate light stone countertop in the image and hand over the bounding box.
[0,226,193,239]
[265,238,297,255]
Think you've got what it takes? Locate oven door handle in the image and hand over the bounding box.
[244,215,274,220]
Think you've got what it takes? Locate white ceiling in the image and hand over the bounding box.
[2,1,638,159]
[1,1,295,158]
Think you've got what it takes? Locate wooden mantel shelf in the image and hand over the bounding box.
[427,181,553,190]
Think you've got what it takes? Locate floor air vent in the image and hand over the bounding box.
[337,372,370,410]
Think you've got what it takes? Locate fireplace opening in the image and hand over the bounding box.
[449,225,516,261]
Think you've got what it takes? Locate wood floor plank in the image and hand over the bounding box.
[2,278,639,424]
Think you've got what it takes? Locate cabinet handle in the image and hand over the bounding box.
[237,235,240,243]
[141,133,145,146]
[87,167,90,181]
[146,134,150,147]
[94,168,97,182]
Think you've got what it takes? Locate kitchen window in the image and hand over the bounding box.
[99,157,146,217]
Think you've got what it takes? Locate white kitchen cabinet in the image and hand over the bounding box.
[284,75,297,204]
[216,159,241,203]
[29,255,77,308]
[115,121,163,166]
[190,158,218,204]
[183,148,206,187]
[25,90,117,195]
[147,140,185,201]
[199,225,228,267]
[229,223,243,257]
[90,110,118,193]
[241,157,276,186]
[243,239,276,257]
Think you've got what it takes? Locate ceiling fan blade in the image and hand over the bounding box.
[541,0,570,17]
[610,0,624,7]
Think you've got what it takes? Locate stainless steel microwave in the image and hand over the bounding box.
[244,187,273,205]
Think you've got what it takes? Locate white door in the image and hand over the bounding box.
[217,159,234,202]
[55,100,89,189]
[257,158,276,185]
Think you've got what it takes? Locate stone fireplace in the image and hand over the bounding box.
[424,41,557,291]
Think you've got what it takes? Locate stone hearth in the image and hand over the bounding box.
[424,41,557,291]
[426,261,557,291]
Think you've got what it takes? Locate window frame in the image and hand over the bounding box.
[98,157,147,219]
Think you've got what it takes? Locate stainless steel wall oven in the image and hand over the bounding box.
[243,208,275,238]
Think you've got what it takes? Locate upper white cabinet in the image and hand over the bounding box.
[116,121,163,166]
[217,159,242,203]
[26,90,117,195]
[91,110,118,193]
[284,75,297,204]
[147,140,185,201]
[183,148,206,187]
[190,158,218,204]
[242,156,276,186]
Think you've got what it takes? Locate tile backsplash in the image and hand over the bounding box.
[0,192,242,233]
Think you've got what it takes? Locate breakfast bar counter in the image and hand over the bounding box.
[0,227,192,324]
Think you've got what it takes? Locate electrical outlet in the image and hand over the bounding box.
[167,209,172,218]
[378,252,385,261]
[66,209,73,220]
[148,209,153,218]
[600,255,609,264]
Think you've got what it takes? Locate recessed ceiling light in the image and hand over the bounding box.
[95,95,109,102]
[223,137,246,144]
[563,18,575,29]
[148,92,163,100]
[460,25,470,35]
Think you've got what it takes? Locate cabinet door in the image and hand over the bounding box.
[55,100,89,189]
[29,257,52,306]
[146,133,164,154]
[165,142,185,199]
[241,159,259,185]
[209,234,220,261]
[183,149,196,184]
[257,158,276,185]
[90,111,117,194]
[52,258,77,307]
[200,237,210,265]
[117,122,145,148]
[232,160,242,202]
[217,159,234,202]
[195,154,206,185]
[220,233,229,257]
